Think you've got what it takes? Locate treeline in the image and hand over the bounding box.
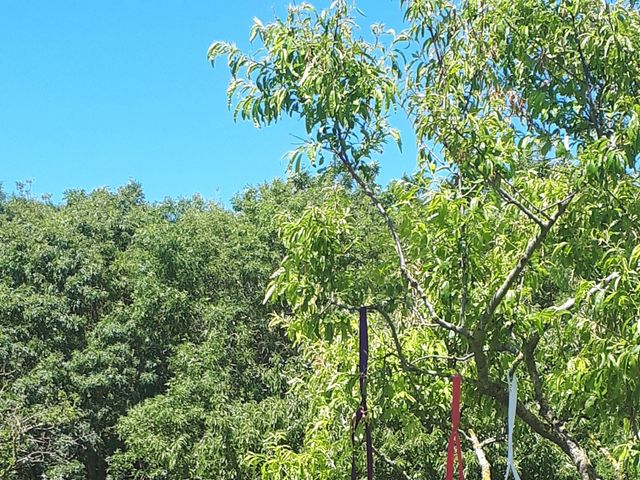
[0,179,311,479]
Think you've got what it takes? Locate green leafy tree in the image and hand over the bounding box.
[210,1,640,479]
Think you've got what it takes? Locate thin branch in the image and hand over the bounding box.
[628,398,640,444]
[458,173,469,325]
[570,12,604,137]
[372,445,412,480]
[588,432,625,480]
[522,333,556,424]
[368,306,455,378]
[463,429,494,480]
[553,272,620,312]
[368,305,418,374]
[478,434,505,449]
[413,353,474,364]
[507,349,525,379]
[495,184,547,228]
[330,302,452,377]
[493,342,520,355]
[480,191,575,328]
[494,172,552,223]
[333,126,472,339]
[501,15,589,90]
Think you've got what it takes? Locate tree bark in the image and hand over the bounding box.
[466,429,492,480]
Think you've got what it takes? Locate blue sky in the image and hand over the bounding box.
[0,0,415,205]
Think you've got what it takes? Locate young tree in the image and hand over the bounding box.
[210,1,640,479]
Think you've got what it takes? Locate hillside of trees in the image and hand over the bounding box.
[3,0,640,479]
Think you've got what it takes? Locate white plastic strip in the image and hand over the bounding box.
[505,373,521,480]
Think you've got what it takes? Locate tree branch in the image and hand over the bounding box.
[372,445,412,480]
[368,305,454,378]
[570,12,604,137]
[495,184,546,228]
[413,353,474,364]
[588,432,625,480]
[458,173,470,325]
[522,333,557,424]
[476,378,600,480]
[333,127,472,339]
[369,305,419,374]
[480,191,575,328]
[552,272,620,312]
[463,429,494,480]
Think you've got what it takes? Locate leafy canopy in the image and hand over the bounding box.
[210,1,640,479]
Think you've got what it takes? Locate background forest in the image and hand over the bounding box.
[0,180,304,479]
[2,0,640,479]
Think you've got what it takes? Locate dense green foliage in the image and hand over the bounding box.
[207,1,640,479]
[3,0,640,479]
[0,180,314,479]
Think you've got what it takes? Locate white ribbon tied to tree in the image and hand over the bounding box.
[505,373,521,480]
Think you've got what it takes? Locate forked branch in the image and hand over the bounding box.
[480,191,575,328]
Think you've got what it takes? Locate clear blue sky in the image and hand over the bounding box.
[0,0,415,205]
